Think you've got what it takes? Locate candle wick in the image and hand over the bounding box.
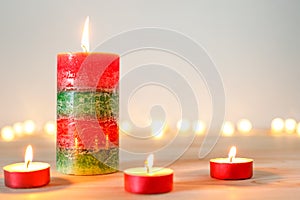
[145,161,150,174]
[26,160,30,168]
[81,44,88,53]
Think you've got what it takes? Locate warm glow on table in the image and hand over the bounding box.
[1,133,300,198]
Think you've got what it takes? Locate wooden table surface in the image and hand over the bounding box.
[1,132,300,200]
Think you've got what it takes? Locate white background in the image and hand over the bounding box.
[0,0,299,129]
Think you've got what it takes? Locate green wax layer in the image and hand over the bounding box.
[57,91,119,118]
[56,147,118,175]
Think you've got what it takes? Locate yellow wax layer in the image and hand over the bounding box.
[210,158,253,164]
[3,162,50,172]
[124,167,173,177]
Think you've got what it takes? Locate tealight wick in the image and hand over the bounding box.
[26,160,30,169]
[228,146,236,163]
[25,145,33,169]
[144,160,150,174]
[144,154,154,174]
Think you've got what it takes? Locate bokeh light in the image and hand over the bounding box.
[237,119,252,134]
[222,121,235,137]
[285,118,297,134]
[23,120,36,135]
[13,122,23,136]
[271,118,284,133]
[1,126,15,141]
[192,120,206,135]
[44,121,56,135]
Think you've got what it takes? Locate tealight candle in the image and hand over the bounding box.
[210,146,253,180]
[3,145,50,188]
[124,154,173,194]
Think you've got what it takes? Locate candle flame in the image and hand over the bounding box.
[25,145,33,168]
[228,146,236,163]
[144,154,154,173]
[81,16,90,52]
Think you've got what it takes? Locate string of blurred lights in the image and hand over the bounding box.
[1,120,56,142]
[1,118,300,142]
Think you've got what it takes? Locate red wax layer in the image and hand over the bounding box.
[210,161,253,180]
[4,167,50,188]
[57,52,119,91]
[57,118,118,149]
[124,173,173,194]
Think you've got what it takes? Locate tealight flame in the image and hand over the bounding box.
[144,154,154,174]
[81,16,90,52]
[228,146,236,163]
[25,145,33,168]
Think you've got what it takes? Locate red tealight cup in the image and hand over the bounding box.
[210,146,253,180]
[124,167,173,194]
[210,158,253,180]
[3,145,50,188]
[3,162,50,188]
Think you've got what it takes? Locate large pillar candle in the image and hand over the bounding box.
[57,17,119,175]
[57,52,119,175]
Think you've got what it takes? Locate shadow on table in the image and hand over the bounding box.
[251,168,283,185]
[174,168,282,192]
[1,172,123,194]
[0,177,71,194]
